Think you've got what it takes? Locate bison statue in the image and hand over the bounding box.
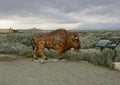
[31,29,80,63]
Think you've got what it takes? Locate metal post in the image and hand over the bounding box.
[100,47,104,53]
[112,48,117,62]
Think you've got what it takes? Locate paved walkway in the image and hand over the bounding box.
[0,57,120,85]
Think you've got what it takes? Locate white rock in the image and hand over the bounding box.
[113,62,120,71]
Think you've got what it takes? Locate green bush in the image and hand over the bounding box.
[23,51,33,58]
[63,49,115,69]
[115,46,120,62]
[22,48,116,69]
[92,49,114,69]
[44,49,57,58]
[22,49,57,59]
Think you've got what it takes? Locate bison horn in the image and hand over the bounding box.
[75,37,78,39]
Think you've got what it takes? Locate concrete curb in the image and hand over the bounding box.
[113,62,120,71]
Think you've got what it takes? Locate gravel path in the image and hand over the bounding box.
[0,56,120,85]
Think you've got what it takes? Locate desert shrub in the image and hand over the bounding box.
[23,49,57,59]
[80,32,101,49]
[0,42,31,55]
[44,49,57,58]
[63,49,115,69]
[0,43,18,54]
[115,46,120,62]
[63,51,81,61]
[80,31,120,49]
[23,51,33,58]
[91,49,115,69]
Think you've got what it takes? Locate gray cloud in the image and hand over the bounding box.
[0,0,120,29]
[75,23,120,30]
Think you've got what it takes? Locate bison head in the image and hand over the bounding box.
[68,33,81,51]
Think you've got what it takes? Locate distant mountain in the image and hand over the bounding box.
[75,23,120,30]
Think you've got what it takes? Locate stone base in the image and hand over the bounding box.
[34,59,67,63]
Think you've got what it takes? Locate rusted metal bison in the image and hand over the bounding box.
[31,29,80,62]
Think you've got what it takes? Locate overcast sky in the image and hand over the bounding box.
[0,0,120,30]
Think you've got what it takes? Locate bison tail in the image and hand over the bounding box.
[31,38,35,50]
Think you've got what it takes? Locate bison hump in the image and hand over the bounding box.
[54,36,61,42]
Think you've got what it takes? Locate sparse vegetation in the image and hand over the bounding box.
[0,30,120,69]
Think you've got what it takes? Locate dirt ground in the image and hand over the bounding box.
[0,55,120,85]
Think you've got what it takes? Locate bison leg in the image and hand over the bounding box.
[56,50,63,60]
[32,47,38,59]
[32,47,39,62]
[38,49,47,60]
